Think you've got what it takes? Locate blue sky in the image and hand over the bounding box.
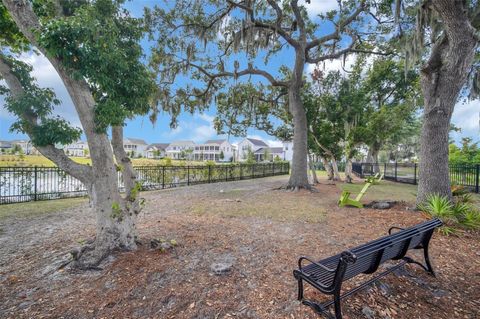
[0,0,478,146]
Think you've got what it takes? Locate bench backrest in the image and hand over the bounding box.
[340,218,442,281]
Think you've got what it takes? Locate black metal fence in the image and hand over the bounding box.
[0,162,290,204]
[352,162,480,193]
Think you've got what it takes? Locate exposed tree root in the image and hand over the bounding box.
[275,183,318,192]
[68,239,120,270]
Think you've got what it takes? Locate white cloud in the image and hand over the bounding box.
[192,124,217,142]
[451,99,479,141]
[299,0,339,17]
[160,124,184,139]
[305,54,359,78]
[0,52,81,128]
[196,113,215,123]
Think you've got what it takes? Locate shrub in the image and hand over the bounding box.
[419,193,480,234]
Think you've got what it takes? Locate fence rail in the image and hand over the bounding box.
[352,162,480,193]
[0,162,290,204]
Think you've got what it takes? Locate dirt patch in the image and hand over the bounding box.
[0,176,479,318]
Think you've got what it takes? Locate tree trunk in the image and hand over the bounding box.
[321,157,334,180]
[331,159,342,181]
[286,49,309,190]
[2,0,141,268]
[308,154,319,184]
[417,0,478,204]
[366,148,374,163]
[344,159,353,183]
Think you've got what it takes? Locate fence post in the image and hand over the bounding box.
[272,162,275,175]
[162,166,165,189]
[225,165,228,182]
[251,164,254,179]
[413,163,417,185]
[394,162,398,182]
[208,165,211,183]
[476,164,479,193]
[240,164,243,180]
[34,166,38,201]
[263,163,266,177]
[187,166,190,186]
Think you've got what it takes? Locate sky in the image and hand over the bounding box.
[0,0,478,147]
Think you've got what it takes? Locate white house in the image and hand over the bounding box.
[282,141,294,161]
[123,138,148,158]
[166,140,195,160]
[193,139,234,162]
[253,147,284,162]
[236,138,269,161]
[64,140,89,157]
[145,143,169,159]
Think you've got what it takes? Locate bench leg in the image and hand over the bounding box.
[333,290,343,319]
[424,245,435,277]
[297,277,304,300]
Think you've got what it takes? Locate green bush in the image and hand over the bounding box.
[419,193,480,234]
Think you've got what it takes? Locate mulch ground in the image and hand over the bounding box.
[0,176,479,319]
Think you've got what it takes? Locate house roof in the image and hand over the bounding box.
[0,141,12,148]
[254,147,284,154]
[246,138,268,147]
[168,140,195,146]
[124,137,148,145]
[203,139,227,145]
[269,147,284,154]
[147,143,169,151]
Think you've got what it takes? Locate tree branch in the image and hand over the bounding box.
[290,0,306,41]
[226,0,300,48]
[0,54,93,184]
[306,38,357,63]
[111,126,138,202]
[306,2,365,51]
[188,61,289,87]
[2,0,97,130]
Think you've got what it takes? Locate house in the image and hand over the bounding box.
[145,143,169,159]
[0,141,12,154]
[253,147,284,162]
[282,141,294,161]
[64,140,89,157]
[165,140,195,160]
[236,138,269,161]
[123,138,148,158]
[193,139,234,162]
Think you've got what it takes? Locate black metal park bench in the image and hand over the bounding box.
[293,218,443,319]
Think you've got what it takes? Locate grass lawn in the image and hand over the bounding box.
[338,179,418,202]
[0,155,205,167]
[0,197,87,220]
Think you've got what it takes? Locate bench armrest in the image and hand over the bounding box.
[298,256,335,273]
[388,226,404,235]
